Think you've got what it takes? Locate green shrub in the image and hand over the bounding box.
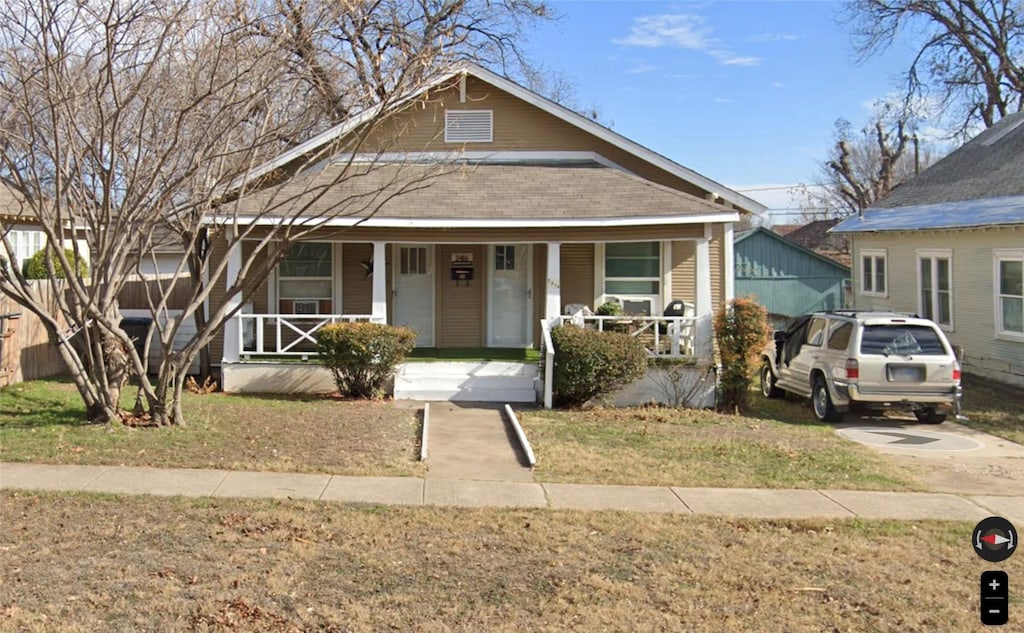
[595,301,623,316]
[23,247,89,279]
[315,322,417,398]
[550,325,646,408]
[714,297,771,413]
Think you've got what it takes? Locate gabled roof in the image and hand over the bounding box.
[874,112,1024,209]
[734,226,849,273]
[226,161,739,227]
[233,63,766,216]
[833,111,1024,233]
[0,181,33,220]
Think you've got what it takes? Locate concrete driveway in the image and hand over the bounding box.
[835,411,1024,497]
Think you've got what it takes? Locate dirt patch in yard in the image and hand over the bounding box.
[1,491,1010,632]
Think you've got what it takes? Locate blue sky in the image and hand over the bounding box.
[525,1,920,215]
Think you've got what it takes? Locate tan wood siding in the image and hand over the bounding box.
[241,240,270,314]
[560,243,595,310]
[362,77,724,202]
[437,245,484,347]
[671,240,696,304]
[341,243,373,314]
[852,227,1024,386]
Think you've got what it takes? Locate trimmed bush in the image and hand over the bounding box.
[23,247,89,279]
[316,322,416,398]
[714,297,771,413]
[550,325,646,408]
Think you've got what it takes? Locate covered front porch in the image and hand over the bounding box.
[218,229,724,403]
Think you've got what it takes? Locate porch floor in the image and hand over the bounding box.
[407,347,541,362]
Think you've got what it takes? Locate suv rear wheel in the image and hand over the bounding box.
[812,377,843,423]
[914,407,947,424]
[760,362,783,399]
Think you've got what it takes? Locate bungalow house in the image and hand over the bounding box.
[832,111,1024,388]
[210,63,765,400]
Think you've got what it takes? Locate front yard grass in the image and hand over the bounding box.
[0,380,424,477]
[0,491,998,632]
[519,402,922,490]
[958,372,1024,445]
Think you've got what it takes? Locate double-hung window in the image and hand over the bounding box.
[918,250,952,328]
[995,250,1024,338]
[604,242,660,316]
[861,249,887,297]
[278,242,333,314]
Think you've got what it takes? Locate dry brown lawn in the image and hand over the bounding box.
[1,491,1010,632]
[0,381,423,477]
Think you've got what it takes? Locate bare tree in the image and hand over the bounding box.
[846,0,1024,135]
[794,104,944,218]
[0,0,535,426]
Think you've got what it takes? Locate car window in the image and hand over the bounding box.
[827,321,853,351]
[859,325,949,356]
[804,317,826,347]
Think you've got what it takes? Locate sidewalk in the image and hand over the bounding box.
[2,462,1021,523]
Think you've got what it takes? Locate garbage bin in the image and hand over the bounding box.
[119,316,153,361]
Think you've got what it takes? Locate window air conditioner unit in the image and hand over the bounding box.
[293,300,319,315]
[621,298,654,317]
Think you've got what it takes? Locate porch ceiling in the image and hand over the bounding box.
[224,161,730,223]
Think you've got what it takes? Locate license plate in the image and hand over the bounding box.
[887,365,925,382]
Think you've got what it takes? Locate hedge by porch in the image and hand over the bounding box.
[316,322,416,398]
[550,325,646,408]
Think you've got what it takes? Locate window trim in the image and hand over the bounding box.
[860,248,888,298]
[916,249,953,331]
[994,248,1024,341]
[277,242,334,314]
[599,241,663,316]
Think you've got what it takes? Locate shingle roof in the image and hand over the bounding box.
[831,194,1024,232]
[0,181,33,219]
[873,111,1024,209]
[227,161,728,223]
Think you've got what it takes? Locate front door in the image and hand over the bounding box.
[489,244,531,347]
[393,245,434,346]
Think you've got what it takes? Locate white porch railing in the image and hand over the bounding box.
[236,313,386,359]
[539,312,713,409]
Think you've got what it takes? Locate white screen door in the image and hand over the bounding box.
[489,244,530,346]
[393,245,434,346]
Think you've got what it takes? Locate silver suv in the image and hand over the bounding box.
[760,311,962,423]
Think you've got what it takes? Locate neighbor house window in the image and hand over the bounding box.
[604,241,660,316]
[995,250,1024,338]
[861,249,887,297]
[918,250,952,328]
[278,242,333,314]
[7,229,44,272]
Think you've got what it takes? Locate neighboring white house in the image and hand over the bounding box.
[832,112,1024,388]
[1,181,91,274]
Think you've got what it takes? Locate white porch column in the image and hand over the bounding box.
[695,225,714,357]
[545,241,561,320]
[371,241,387,321]
[723,222,735,302]
[222,231,243,364]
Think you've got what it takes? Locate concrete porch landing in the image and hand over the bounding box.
[394,361,537,403]
[424,403,534,482]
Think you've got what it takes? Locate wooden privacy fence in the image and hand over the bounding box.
[0,274,193,386]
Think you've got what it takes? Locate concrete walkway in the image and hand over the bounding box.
[2,462,1021,523]
[424,403,533,482]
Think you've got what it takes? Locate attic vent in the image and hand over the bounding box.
[445,110,492,143]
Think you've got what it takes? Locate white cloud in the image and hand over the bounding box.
[771,82,784,89]
[627,63,657,75]
[615,13,762,68]
[613,14,711,49]
[716,54,762,67]
[714,97,733,104]
[750,32,799,42]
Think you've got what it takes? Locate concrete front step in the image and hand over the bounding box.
[394,361,537,403]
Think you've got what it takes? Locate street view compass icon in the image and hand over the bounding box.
[973,516,1017,563]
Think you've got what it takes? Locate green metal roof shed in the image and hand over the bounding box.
[734,227,850,323]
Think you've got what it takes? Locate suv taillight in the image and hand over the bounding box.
[846,359,859,380]
[953,361,961,383]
